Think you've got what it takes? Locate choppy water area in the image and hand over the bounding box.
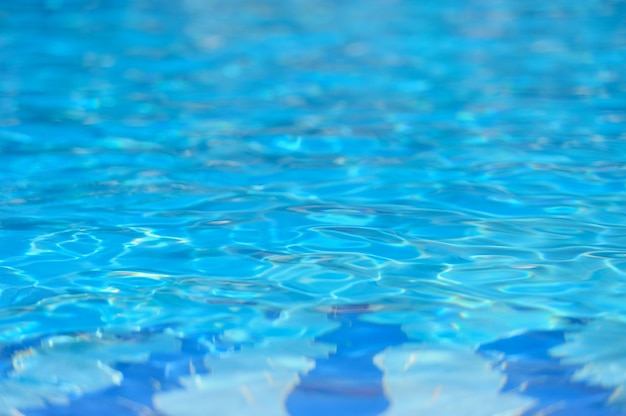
[1,0,626,414]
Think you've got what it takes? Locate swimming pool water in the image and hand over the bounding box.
[1,0,626,414]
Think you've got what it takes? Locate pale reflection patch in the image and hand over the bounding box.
[0,333,180,413]
[153,339,333,416]
[375,343,534,416]
[551,319,626,409]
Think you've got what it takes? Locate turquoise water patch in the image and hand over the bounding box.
[1,0,626,414]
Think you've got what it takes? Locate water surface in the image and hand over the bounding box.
[1,0,626,414]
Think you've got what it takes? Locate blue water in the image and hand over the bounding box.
[1,0,626,414]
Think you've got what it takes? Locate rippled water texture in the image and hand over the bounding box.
[1,0,626,414]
